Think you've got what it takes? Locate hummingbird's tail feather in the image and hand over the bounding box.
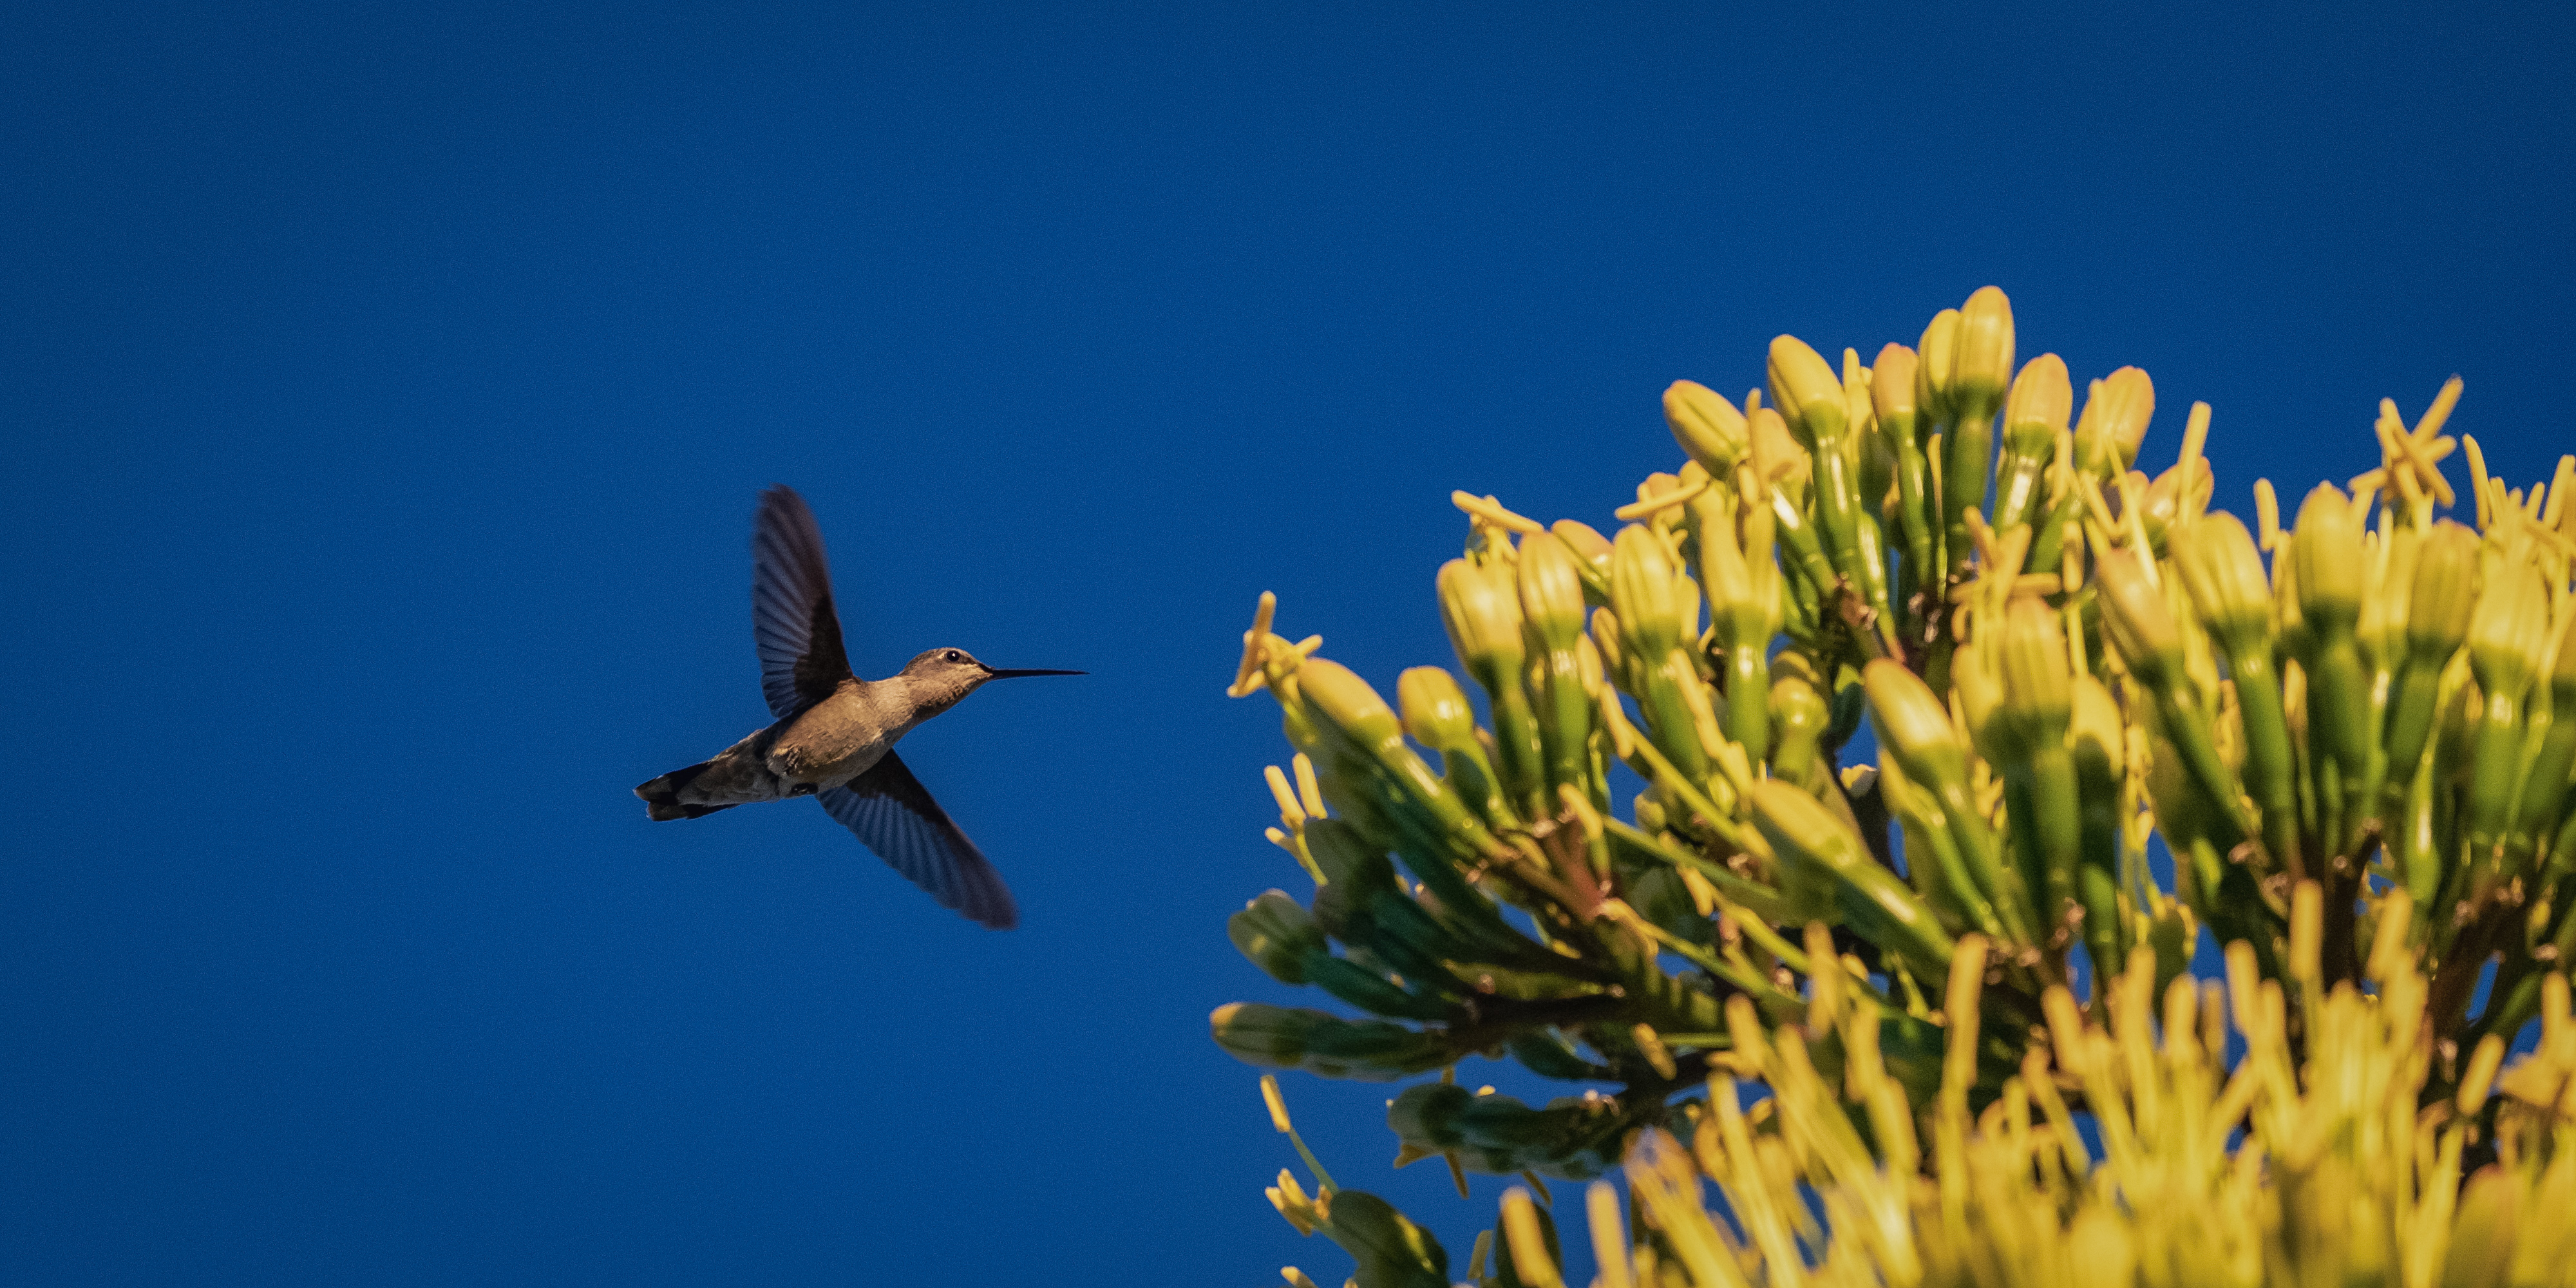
[636,762,738,821]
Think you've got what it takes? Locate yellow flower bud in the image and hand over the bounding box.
[1917,308,1961,419]
[2406,520,2483,664]
[2003,354,2073,440]
[1609,525,1688,656]
[1949,286,2016,415]
[1997,597,2073,752]
[2468,559,2551,709]
[1438,557,1527,683]
[1863,659,1970,788]
[2074,366,2154,473]
[1748,406,1810,496]
[1397,666,1478,753]
[1297,657,1406,751]
[1872,343,1920,436]
[2169,512,2274,645]
[1951,637,2019,765]
[2092,546,2183,680]
[2290,483,2364,634]
[1516,531,1590,652]
[1663,379,1748,478]
[1549,519,1614,572]
[1766,334,1848,449]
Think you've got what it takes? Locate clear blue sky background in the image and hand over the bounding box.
[4,3,2571,1283]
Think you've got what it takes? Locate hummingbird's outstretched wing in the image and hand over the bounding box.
[817,752,1019,929]
[751,486,856,719]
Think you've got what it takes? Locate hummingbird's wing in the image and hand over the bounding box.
[751,486,857,719]
[816,752,1019,929]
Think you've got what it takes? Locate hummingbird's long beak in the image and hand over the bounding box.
[982,667,1086,679]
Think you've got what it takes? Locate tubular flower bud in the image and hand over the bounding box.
[2169,513,2274,645]
[2093,546,2183,681]
[1917,308,1961,421]
[1439,558,1526,683]
[1951,638,2019,767]
[1994,354,2072,531]
[1210,1002,1323,1068]
[1298,658,1406,751]
[2466,559,2553,887]
[1997,597,2073,752]
[2467,560,2550,714]
[2406,521,2483,664]
[1229,890,1327,985]
[1516,533,1591,652]
[1397,666,1478,753]
[2003,354,2074,439]
[1748,407,1810,498]
[1550,519,1615,575]
[2291,483,2365,634]
[1608,525,1689,657]
[1766,334,1848,450]
[1864,659,1971,790]
[1767,669,1830,791]
[1663,380,1748,478]
[2074,366,2154,476]
[1949,286,2016,417]
[1873,344,1920,438]
[1750,781,1957,983]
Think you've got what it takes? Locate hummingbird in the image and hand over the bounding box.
[634,486,1081,929]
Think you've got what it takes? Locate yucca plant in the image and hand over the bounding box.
[1213,287,2576,1286]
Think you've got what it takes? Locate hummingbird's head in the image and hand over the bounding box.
[898,648,1084,717]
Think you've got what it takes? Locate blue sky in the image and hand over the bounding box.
[3,3,2571,1283]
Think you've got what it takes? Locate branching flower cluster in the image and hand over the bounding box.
[1214,288,2576,1286]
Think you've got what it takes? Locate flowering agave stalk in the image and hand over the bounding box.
[1215,287,2576,1283]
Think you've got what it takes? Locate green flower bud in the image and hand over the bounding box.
[2137,459,2211,549]
[1873,343,1920,437]
[1549,519,1615,575]
[1315,1191,1451,1288]
[2004,354,2072,440]
[1951,637,2020,766]
[1306,954,1453,1021]
[1296,1014,1452,1077]
[1949,286,2016,416]
[1994,354,2071,531]
[1229,890,1327,985]
[1387,1081,1473,1150]
[1397,665,1478,753]
[2291,483,2365,634]
[1917,308,1961,421]
[1749,781,1957,983]
[1439,557,1528,683]
[2093,546,2183,681]
[1516,534,1589,653]
[1608,525,1689,657]
[1768,668,1831,790]
[2468,559,2550,710]
[1210,1001,1321,1068]
[2073,366,2154,475]
[1863,659,1969,788]
[1663,379,1748,478]
[2407,520,2483,665]
[1997,597,2073,753]
[1299,658,1408,753]
[1766,334,1848,450]
[1748,406,1811,499]
[2169,513,2274,646]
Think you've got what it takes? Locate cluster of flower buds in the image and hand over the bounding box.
[1272,911,2576,1288]
[1217,289,2576,1283]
